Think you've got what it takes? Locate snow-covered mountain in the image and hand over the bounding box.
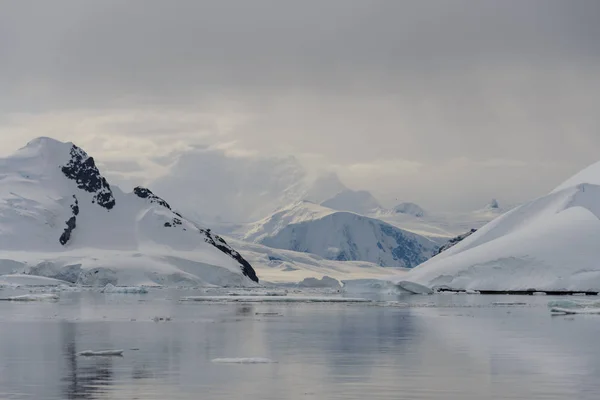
[396,162,600,291]
[0,137,258,286]
[242,202,438,268]
[392,202,426,217]
[320,189,382,215]
[370,200,506,242]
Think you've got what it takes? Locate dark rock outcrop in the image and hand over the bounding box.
[436,229,477,255]
[199,228,259,283]
[60,196,79,245]
[60,216,77,245]
[61,146,115,210]
[134,187,171,209]
[134,186,258,282]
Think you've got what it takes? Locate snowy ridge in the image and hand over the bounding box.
[0,138,258,286]
[242,202,437,268]
[397,170,600,291]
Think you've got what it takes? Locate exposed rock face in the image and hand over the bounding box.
[436,229,477,255]
[134,187,171,209]
[200,228,259,283]
[61,146,115,210]
[134,186,259,282]
[59,195,79,245]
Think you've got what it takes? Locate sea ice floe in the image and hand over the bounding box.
[1,294,59,301]
[77,349,124,357]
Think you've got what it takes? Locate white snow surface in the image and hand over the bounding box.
[0,138,258,287]
[395,166,600,291]
[240,202,437,268]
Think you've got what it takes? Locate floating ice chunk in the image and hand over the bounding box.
[101,283,148,294]
[550,307,600,315]
[493,302,527,306]
[547,299,600,309]
[180,295,371,303]
[397,281,433,295]
[211,358,277,364]
[465,289,480,294]
[2,294,59,301]
[77,349,124,357]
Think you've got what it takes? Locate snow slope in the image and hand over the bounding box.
[396,166,600,291]
[0,138,258,286]
[242,202,438,268]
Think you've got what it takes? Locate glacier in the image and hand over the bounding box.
[394,161,600,291]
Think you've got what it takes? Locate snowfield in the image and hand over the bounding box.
[395,162,600,291]
[0,138,258,287]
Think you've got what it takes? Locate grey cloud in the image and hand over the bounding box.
[1,0,599,211]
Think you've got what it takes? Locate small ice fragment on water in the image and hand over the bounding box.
[211,358,277,364]
[492,302,527,306]
[465,289,480,294]
[3,294,59,301]
[550,307,600,315]
[77,349,124,357]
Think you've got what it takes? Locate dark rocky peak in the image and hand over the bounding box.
[197,227,258,283]
[61,145,116,210]
[486,199,500,209]
[133,187,171,210]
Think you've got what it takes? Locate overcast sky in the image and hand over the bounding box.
[1,0,599,211]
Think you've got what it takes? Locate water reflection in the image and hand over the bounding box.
[61,321,114,399]
[0,292,599,400]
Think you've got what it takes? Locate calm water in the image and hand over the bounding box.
[0,289,598,400]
